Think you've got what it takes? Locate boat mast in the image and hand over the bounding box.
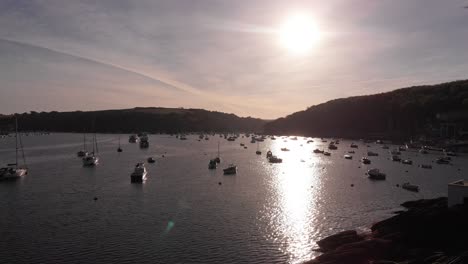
[15,117,18,169]
[94,133,99,154]
[217,141,220,157]
[83,131,86,151]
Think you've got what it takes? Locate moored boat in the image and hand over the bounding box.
[361,157,371,164]
[368,168,386,180]
[208,159,217,169]
[131,163,147,182]
[268,156,283,163]
[402,182,419,192]
[0,118,28,181]
[223,164,237,175]
[402,159,413,165]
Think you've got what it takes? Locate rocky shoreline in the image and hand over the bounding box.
[305,197,468,264]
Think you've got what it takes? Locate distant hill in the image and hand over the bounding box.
[0,107,266,133]
[264,80,468,139]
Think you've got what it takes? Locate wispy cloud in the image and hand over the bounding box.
[1,0,467,118]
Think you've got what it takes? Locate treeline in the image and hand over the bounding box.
[264,80,468,139]
[0,107,266,133]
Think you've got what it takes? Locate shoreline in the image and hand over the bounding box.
[305,197,468,264]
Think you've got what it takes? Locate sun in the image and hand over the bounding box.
[278,14,320,55]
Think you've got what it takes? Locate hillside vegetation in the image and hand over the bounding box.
[264,80,468,139]
[0,107,266,133]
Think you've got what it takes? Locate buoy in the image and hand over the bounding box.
[218,182,222,185]
[396,184,400,187]
[162,155,165,158]
[94,197,98,201]
[351,184,354,187]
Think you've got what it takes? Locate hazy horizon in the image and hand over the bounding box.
[1,0,468,119]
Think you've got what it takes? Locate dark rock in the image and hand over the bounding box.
[317,230,364,252]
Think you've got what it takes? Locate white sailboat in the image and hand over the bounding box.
[82,132,99,166]
[214,141,221,163]
[77,131,88,157]
[0,118,28,180]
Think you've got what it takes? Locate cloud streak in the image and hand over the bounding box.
[1,0,468,118]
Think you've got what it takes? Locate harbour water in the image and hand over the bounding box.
[1,134,466,264]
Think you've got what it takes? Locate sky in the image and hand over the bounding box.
[1,0,468,119]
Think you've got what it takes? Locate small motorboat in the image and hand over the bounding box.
[445,151,457,157]
[117,147,123,153]
[77,150,88,157]
[402,159,413,165]
[402,182,419,192]
[323,151,331,156]
[361,157,371,164]
[139,140,149,148]
[328,144,338,150]
[240,143,245,146]
[256,150,262,155]
[348,150,355,154]
[131,163,147,183]
[344,154,353,159]
[268,156,283,163]
[436,157,450,164]
[280,148,290,151]
[398,146,406,151]
[223,164,237,175]
[419,149,428,154]
[147,157,156,163]
[208,159,217,169]
[367,151,378,156]
[391,155,401,162]
[390,149,401,155]
[368,168,386,180]
[382,145,390,149]
[129,135,138,143]
[313,149,324,154]
[419,164,432,169]
[350,143,358,148]
[266,150,273,158]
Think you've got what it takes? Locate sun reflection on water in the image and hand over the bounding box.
[263,137,324,263]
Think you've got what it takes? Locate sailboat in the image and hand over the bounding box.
[0,118,28,180]
[77,131,88,157]
[117,135,123,152]
[82,132,99,166]
[256,141,262,155]
[213,141,221,163]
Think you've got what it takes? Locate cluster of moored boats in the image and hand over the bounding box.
[2,129,461,192]
[75,132,156,183]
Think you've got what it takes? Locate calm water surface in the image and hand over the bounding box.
[1,134,466,264]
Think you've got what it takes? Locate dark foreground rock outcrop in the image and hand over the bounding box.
[305,197,468,264]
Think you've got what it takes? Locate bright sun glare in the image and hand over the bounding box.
[278,14,320,55]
